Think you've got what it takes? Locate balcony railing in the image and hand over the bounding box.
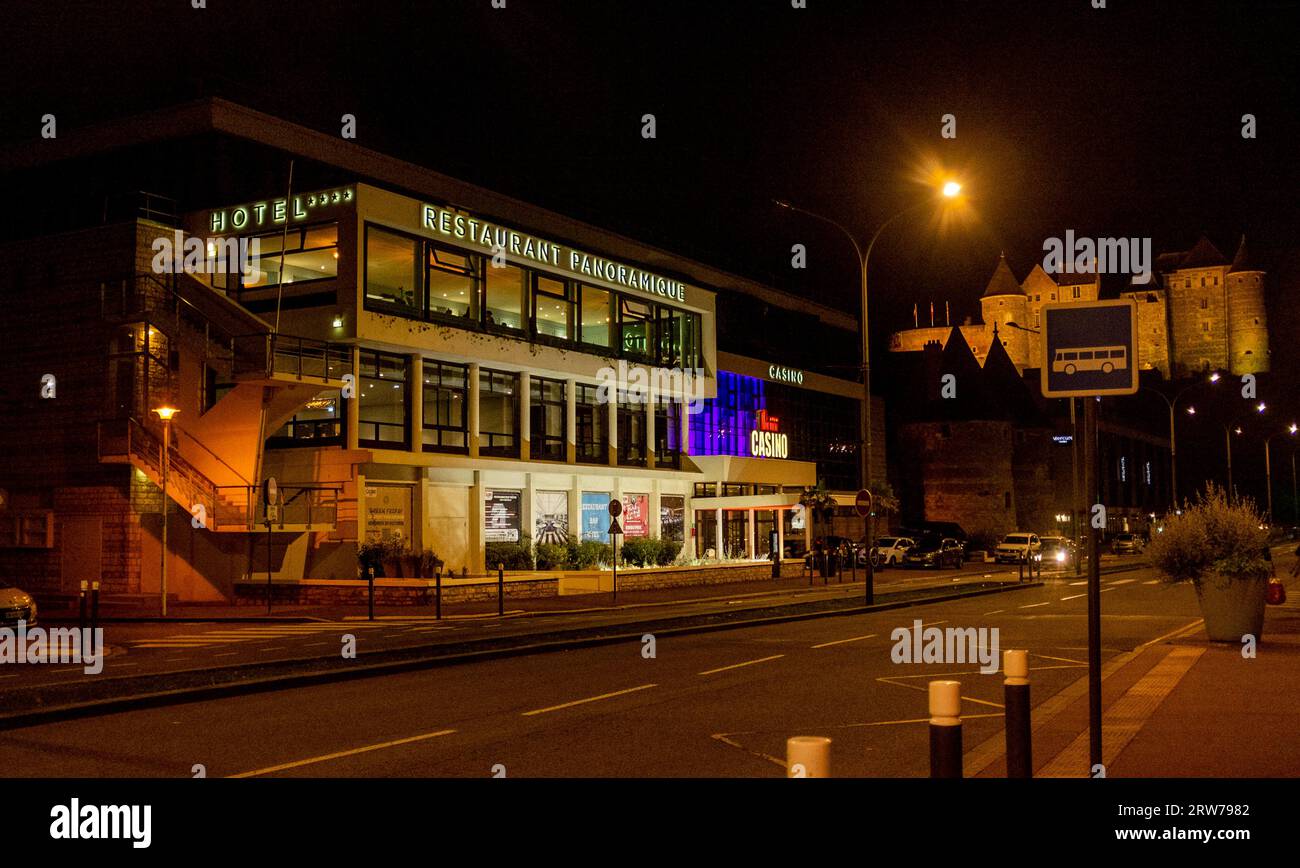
[233,333,352,382]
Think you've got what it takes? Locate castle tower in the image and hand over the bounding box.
[979,253,1029,370]
[1121,274,1171,377]
[1165,235,1230,375]
[1226,235,1269,375]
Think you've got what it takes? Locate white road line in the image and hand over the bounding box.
[1106,579,1136,586]
[1068,580,1087,586]
[698,655,786,676]
[983,610,1004,616]
[1143,579,1160,585]
[522,684,658,716]
[1060,593,1086,601]
[812,634,877,649]
[214,652,238,657]
[229,729,458,778]
[1018,601,1051,609]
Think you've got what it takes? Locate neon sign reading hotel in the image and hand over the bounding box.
[421,204,688,303]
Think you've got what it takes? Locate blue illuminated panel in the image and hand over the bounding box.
[689,371,767,457]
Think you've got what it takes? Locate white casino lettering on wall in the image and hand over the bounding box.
[749,409,789,459]
[767,365,804,385]
[421,204,688,303]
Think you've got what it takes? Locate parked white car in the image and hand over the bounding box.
[0,580,38,626]
[872,536,916,567]
[995,533,1042,564]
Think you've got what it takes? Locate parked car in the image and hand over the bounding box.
[995,533,1042,564]
[1111,532,1145,555]
[1039,536,1076,567]
[871,536,916,568]
[0,580,38,626]
[904,536,965,569]
[821,535,868,567]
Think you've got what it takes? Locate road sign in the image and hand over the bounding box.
[1040,299,1139,398]
[608,498,622,518]
[608,517,622,536]
[854,489,872,518]
[263,476,279,506]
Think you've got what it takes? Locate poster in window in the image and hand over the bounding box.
[364,484,413,543]
[580,491,610,542]
[660,495,685,542]
[484,489,521,542]
[534,490,569,545]
[622,493,649,537]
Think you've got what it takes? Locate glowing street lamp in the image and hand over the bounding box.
[152,405,179,617]
[942,180,962,198]
[1141,371,1221,509]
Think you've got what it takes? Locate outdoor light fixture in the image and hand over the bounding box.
[153,405,179,422]
[1257,402,1267,413]
[333,314,344,328]
[1186,406,1196,415]
[151,404,179,619]
[1209,372,1221,383]
[942,180,962,198]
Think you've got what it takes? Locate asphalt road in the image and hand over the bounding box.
[1,560,1076,689]
[0,563,1200,777]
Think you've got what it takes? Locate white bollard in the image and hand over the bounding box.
[929,679,963,778]
[786,736,831,778]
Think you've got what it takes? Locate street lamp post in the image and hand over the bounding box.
[152,405,179,618]
[1264,424,1298,523]
[775,182,961,604]
[1140,372,1219,510]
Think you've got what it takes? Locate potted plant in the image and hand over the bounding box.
[379,538,405,579]
[419,549,443,578]
[1147,484,1272,641]
[401,547,422,579]
[357,542,384,580]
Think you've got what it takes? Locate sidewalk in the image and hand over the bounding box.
[972,546,1300,777]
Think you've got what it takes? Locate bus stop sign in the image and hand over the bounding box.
[1040,299,1139,398]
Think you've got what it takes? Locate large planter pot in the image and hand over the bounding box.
[381,557,402,579]
[1195,574,1267,642]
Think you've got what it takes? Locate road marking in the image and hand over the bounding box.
[1106,579,1136,586]
[1143,579,1160,585]
[698,655,786,676]
[1100,588,1116,593]
[522,683,658,716]
[1068,580,1087,586]
[1039,646,1205,777]
[1059,593,1086,601]
[1032,652,1088,665]
[228,729,458,778]
[214,652,238,657]
[983,610,1004,616]
[1018,601,1051,609]
[257,647,284,652]
[130,643,212,649]
[812,634,877,649]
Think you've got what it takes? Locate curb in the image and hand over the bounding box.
[0,580,1040,730]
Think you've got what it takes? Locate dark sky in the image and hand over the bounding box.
[3,0,1299,343]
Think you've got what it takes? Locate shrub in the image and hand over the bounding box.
[535,542,569,570]
[568,539,612,569]
[619,536,658,567]
[486,535,534,571]
[656,538,682,566]
[1148,484,1270,586]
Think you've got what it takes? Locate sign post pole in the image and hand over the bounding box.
[1084,396,1102,773]
[855,489,873,605]
[608,499,623,605]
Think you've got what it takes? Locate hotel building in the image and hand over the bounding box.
[0,99,871,602]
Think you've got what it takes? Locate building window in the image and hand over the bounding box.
[365,225,420,315]
[239,222,339,290]
[422,360,468,453]
[655,306,700,369]
[483,263,526,331]
[272,388,344,445]
[655,399,682,468]
[530,376,567,462]
[479,368,520,457]
[1072,287,1081,299]
[575,383,608,464]
[579,284,612,347]
[426,244,478,322]
[694,482,717,497]
[532,274,573,340]
[1202,322,1210,332]
[107,322,170,420]
[359,350,409,449]
[617,390,647,465]
[1200,297,1208,309]
[618,298,654,361]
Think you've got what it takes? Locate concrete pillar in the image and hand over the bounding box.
[649,478,661,539]
[746,508,755,559]
[645,397,656,468]
[566,378,577,464]
[568,478,580,545]
[408,354,422,452]
[607,394,618,467]
[519,371,531,462]
[469,470,485,575]
[523,472,535,551]
[777,509,785,560]
[468,362,481,458]
[346,345,361,450]
[714,507,723,559]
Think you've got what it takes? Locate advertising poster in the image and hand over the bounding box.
[622,492,649,537]
[364,484,412,543]
[580,491,610,542]
[484,488,521,542]
[660,495,685,542]
[534,490,569,544]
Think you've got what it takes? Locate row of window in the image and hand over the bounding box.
[364,225,702,368]
[276,350,682,467]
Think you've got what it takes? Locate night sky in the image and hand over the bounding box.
[3,0,1298,356]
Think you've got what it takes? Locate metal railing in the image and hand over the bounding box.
[216,484,340,531]
[232,333,352,382]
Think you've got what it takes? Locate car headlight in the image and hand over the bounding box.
[1055,551,1066,562]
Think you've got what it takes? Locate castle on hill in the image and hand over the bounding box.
[889,235,1269,378]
